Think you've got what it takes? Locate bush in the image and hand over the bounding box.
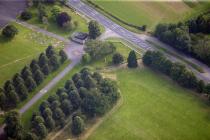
[88,20,101,39]
[56,12,71,27]
[2,25,18,38]
[82,53,91,64]
[127,50,138,68]
[20,10,32,20]
[112,53,124,65]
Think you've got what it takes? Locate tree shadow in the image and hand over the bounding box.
[0,35,12,44]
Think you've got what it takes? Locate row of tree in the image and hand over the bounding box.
[0,46,67,110]
[143,51,208,93]
[8,68,120,139]
[154,11,210,66]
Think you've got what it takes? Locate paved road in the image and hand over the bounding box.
[0,0,26,28]
[67,0,210,83]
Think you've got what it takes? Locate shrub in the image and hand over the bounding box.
[56,12,71,27]
[20,10,32,20]
[88,20,101,39]
[2,25,18,38]
[112,53,124,65]
[127,50,138,68]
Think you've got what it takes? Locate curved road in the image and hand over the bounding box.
[68,0,210,83]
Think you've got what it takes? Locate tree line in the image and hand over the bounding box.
[143,50,209,94]
[3,68,120,140]
[0,46,67,111]
[154,11,210,66]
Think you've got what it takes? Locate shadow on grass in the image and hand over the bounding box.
[0,35,13,43]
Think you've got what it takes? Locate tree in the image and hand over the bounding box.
[42,63,51,75]
[65,80,76,91]
[16,83,28,100]
[13,73,24,87]
[52,108,65,127]
[84,75,97,89]
[2,25,18,38]
[51,5,61,21]
[0,90,6,110]
[197,80,205,93]
[56,12,71,27]
[7,90,19,106]
[71,116,85,135]
[49,54,60,71]
[21,66,33,80]
[20,10,32,20]
[24,132,38,140]
[127,50,138,68]
[39,101,50,113]
[82,53,91,64]
[38,4,47,22]
[4,111,23,139]
[59,49,68,63]
[88,20,101,39]
[112,53,124,65]
[48,94,59,104]
[38,53,49,68]
[50,100,61,110]
[46,46,56,58]
[205,83,210,94]
[61,99,73,115]
[4,80,15,93]
[45,116,55,131]
[42,107,53,119]
[34,123,47,138]
[92,72,103,83]
[69,90,81,109]
[34,69,44,85]
[25,76,37,92]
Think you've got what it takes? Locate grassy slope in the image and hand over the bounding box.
[88,68,210,140]
[90,0,210,31]
[27,4,88,38]
[0,22,64,87]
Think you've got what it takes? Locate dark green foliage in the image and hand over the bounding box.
[38,4,47,21]
[88,20,101,39]
[38,53,49,68]
[59,92,68,101]
[197,80,205,93]
[56,87,66,96]
[12,73,24,87]
[48,94,59,104]
[205,84,210,94]
[59,49,68,63]
[49,54,60,71]
[78,87,89,99]
[2,25,18,38]
[84,75,97,89]
[42,107,53,119]
[127,50,138,68]
[42,63,51,75]
[82,53,91,64]
[46,46,56,58]
[34,123,47,138]
[143,51,199,90]
[21,66,33,80]
[71,116,85,135]
[7,90,19,107]
[61,99,73,115]
[65,79,76,91]
[0,89,6,110]
[39,101,50,113]
[4,111,23,139]
[69,90,81,109]
[50,100,61,110]
[4,80,15,93]
[112,52,124,65]
[24,132,38,140]
[34,69,44,85]
[56,12,71,27]
[52,108,65,126]
[16,83,28,100]
[85,40,116,59]
[25,76,37,92]
[44,116,55,131]
[21,10,32,20]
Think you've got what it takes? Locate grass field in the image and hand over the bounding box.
[27,3,88,38]
[0,22,64,87]
[88,67,210,140]
[89,0,210,31]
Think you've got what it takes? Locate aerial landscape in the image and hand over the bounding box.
[0,0,210,140]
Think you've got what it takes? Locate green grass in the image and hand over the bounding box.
[89,0,210,32]
[27,4,88,38]
[88,67,210,140]
[0,22,64,87]
[21,41,136,129]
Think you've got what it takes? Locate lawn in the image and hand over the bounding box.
[27,3,88,38]
[0,22,64,87]
[89,0,210,32]
[88,67,210,140]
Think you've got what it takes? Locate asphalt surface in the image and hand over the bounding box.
[0,0,26,28]
[67,0,210,83]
